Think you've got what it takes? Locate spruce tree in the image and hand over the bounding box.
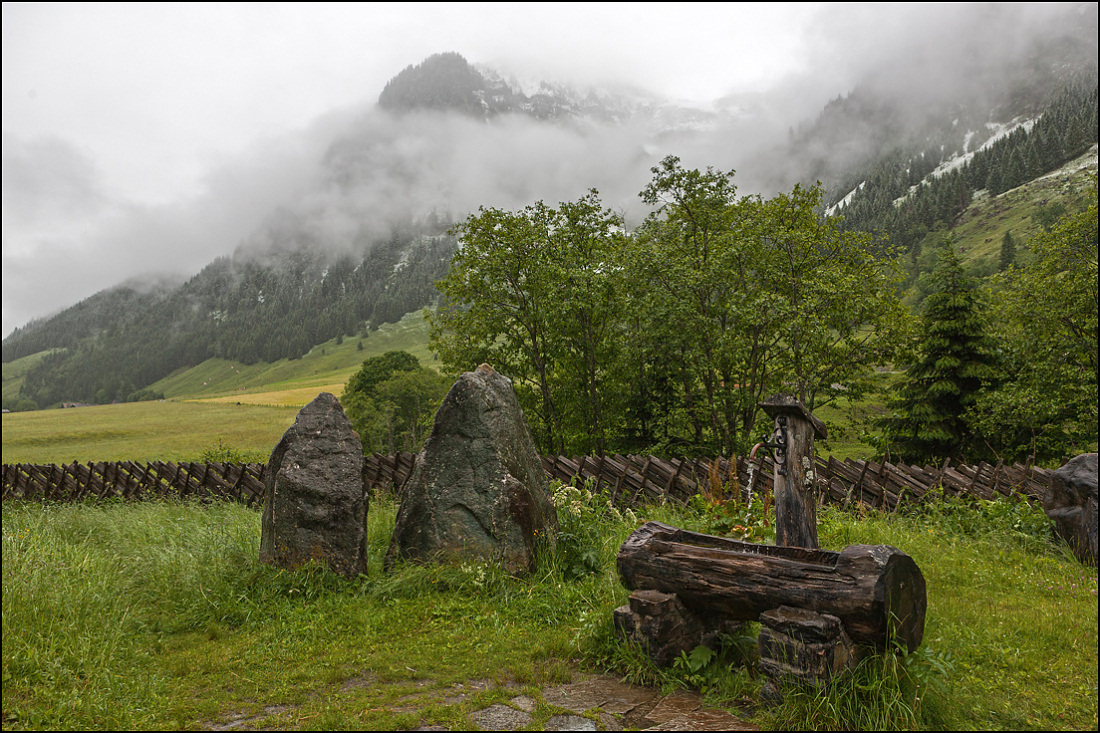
[999,230,1016,271]
[879,237,998,463]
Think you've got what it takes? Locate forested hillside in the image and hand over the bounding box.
[8,225,455,407]
[830,78,1097,252]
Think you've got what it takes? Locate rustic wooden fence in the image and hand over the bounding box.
[2,453,1053,509]
[1,460,267,506]
[816,456,1051,510]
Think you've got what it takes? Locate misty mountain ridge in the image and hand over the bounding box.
[4,20,1098,407]
[379,51,722,132]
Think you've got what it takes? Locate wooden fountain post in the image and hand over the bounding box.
[760,395,827,550]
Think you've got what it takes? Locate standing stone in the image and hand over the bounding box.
[260,392,367,578]
[385,364,558,574]
[1045,453,1098,565]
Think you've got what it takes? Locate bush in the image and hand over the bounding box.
[548,480,636,580]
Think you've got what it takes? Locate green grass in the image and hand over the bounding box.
[812,370,901,461]
[0,312,438,465]
[150,310,437,401]
[1,401,297,464]
[805,501,1096,730]
[2,491,1095,730]
[952,145,1098,272]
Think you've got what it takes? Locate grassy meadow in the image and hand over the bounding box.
[2,491,1096,731]
[1,401,298,465]
[1,311,439,465]
[951,144,1098,271]
[149,310,438,402]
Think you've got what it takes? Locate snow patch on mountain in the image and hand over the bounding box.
[826,181,865,216]
[891,115,1040,205]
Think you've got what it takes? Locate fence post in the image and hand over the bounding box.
[760,395,828,549]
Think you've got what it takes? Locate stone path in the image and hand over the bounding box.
[455,673,755,731]
[204,672,756,731]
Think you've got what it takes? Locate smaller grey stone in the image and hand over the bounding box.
[469,703,531,731]
[260,392,367,578]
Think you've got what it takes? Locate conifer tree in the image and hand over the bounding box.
[878,237,999,463]
[999,230,1016,271]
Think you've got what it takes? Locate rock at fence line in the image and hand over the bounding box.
[385,364,558,574]
[758,605,860,702]
[613,589,742,667]
[1045,453,1097,565]
[260,392,367,578]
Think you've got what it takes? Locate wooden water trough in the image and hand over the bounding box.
[617,521,927,652]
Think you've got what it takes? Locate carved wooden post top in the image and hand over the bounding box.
[760,394,827,440]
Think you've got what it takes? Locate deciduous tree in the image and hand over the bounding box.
[969,196,1098,461]
[429,191,624,453]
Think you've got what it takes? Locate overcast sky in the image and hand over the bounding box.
[2,2,1089,339]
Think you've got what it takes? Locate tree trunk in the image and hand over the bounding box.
[617,521,926,652]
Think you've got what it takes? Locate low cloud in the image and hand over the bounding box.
[4,3,1095,338]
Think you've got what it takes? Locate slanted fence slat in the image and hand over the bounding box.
[3,454,1054,510]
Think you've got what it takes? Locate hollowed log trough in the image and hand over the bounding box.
[617,521,926,652]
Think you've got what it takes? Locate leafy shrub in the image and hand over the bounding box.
[684,460,776,543]
[900,494,1053,549]
[687,492,776,544]
[672,630,760,697]
[548,480,636,580]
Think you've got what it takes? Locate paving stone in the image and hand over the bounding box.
[542,674,658,715]
[645,707,758,731]
[469,703,531,731]
[578,676,658,714]
[598,711,623,731]
[209,671,756,731]
[643,690,702,725]
[542,683,606,713]
[546,714,597,731]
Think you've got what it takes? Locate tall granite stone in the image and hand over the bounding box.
[385,364,558,574]
[1045,453,1097,565]
[260,392,367,578]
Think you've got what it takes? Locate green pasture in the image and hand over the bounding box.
[1,311,442,465]
[150,310,438,401]
[1,491,1096,731]
[1,401,297,465]
[1,381,890,466]
[952,147,1097,272]
[2,350,63,406]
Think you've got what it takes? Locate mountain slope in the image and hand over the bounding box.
[8,225,455,407]
[4,35,1097,410]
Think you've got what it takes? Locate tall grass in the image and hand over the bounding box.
[2,489,1096,730]
[2,501,260,727]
